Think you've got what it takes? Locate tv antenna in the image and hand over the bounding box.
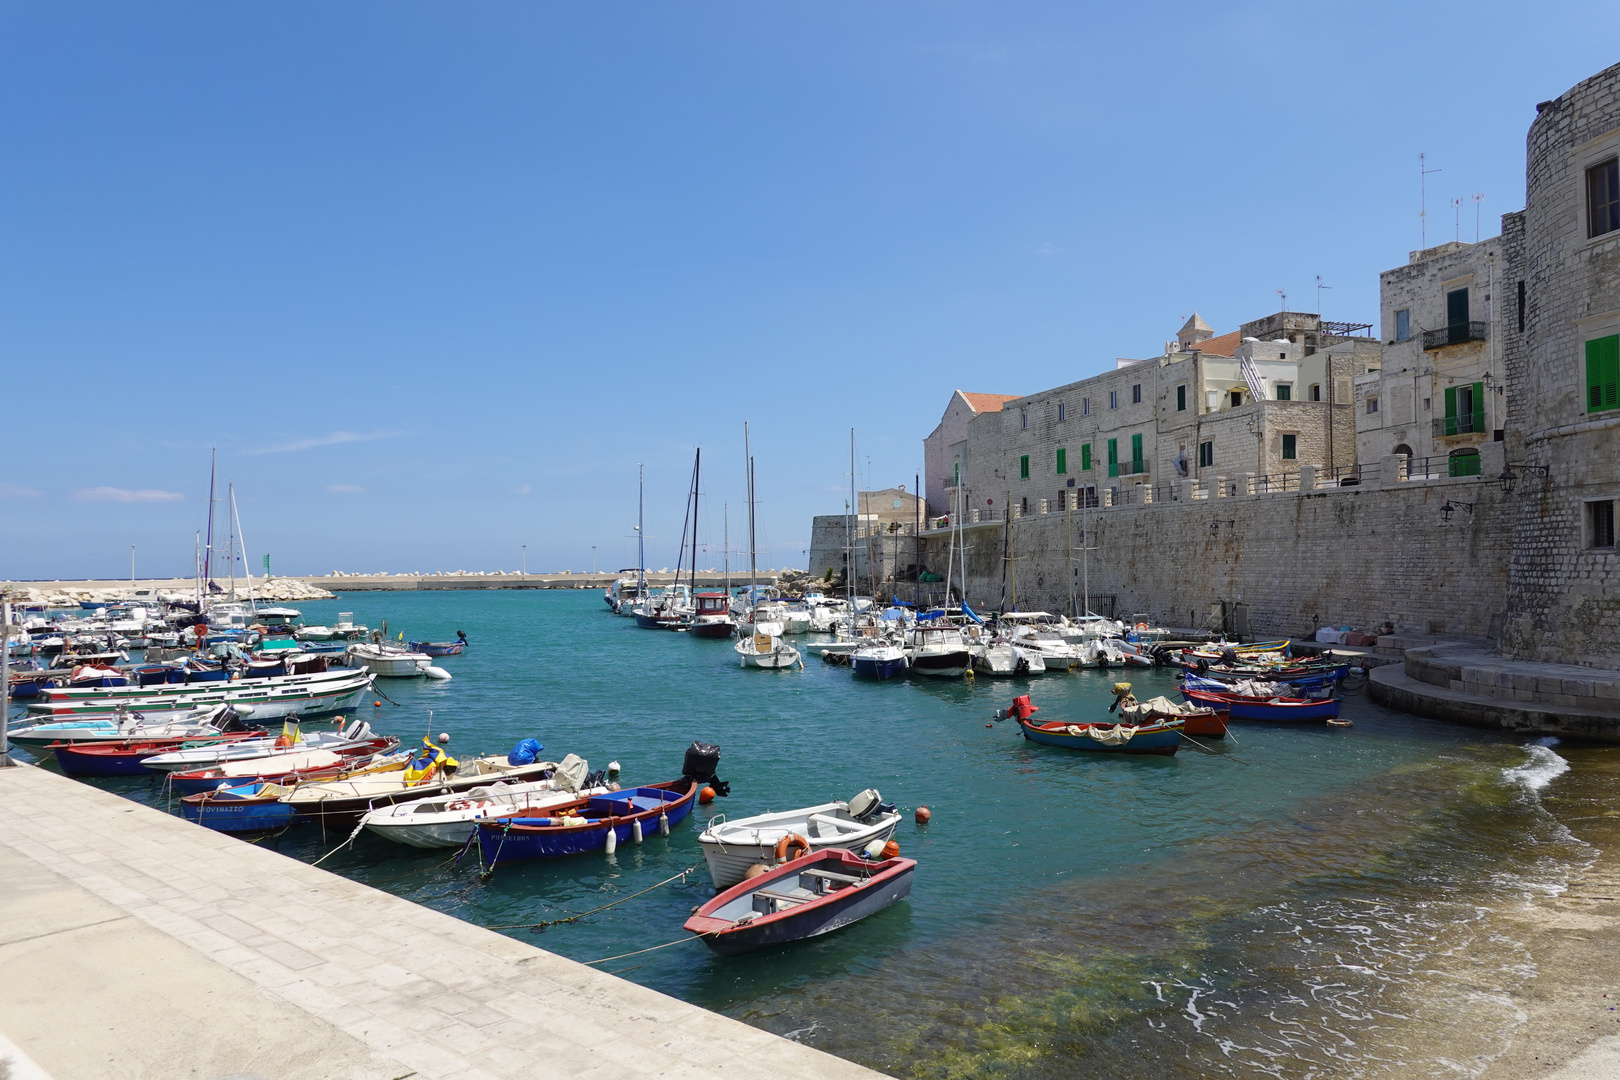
[1420,153,1442,247]
[1315,275,1332,315]
[1276,288,1287,311]
[1452,196,1463,242]
[1472,193,1485,241]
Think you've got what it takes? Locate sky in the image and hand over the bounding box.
[3,1,1618,580]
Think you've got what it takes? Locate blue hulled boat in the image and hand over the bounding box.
[476,779,698,867]
[1016,715,1183,755]
[181,782,298,833]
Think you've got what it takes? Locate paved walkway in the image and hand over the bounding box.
[0,763,888,1080]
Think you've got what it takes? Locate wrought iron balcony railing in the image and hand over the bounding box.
[1421,321,1487,350]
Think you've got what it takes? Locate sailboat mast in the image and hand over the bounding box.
[691,448,701,598]
[231,486,257,609]
[226,482,237,602]
[636,463,645,599]
[723,503,730,593]
[914,471,921,610]
[745,422,756,596]
[202,449,217,591]
[847,430,855,607]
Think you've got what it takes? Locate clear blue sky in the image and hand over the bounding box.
[3,2,1616,580]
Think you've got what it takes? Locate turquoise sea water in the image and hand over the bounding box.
[23,590,1600,1078]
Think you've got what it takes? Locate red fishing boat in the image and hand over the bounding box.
[688,592,736,639]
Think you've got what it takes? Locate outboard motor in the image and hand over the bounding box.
[681,741,730,798]
[995,694,1039,722]
[847,788,896,823]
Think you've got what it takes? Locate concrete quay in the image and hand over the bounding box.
[0,764,887,1080]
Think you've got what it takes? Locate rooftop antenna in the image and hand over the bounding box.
[1452,196,1463,243]
[1472,193,1485,242]
[1420,153,1442,247]
[1315,275,1332,315]
[1276,288,1287,312]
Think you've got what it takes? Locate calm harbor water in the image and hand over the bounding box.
[26,589,1608,1078]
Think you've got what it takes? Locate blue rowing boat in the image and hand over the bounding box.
[181,782,298,833]
[476,779,698,866]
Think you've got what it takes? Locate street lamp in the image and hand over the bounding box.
[1439,499,1474,522]
[591,546,597,574]
[1498,462,1550,495]
[521,545,526,576]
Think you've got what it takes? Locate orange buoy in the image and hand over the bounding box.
[914,806,931,824]
[881,840,901,859]
[374,700,383,707]
[743,863,771,880]
[699,785,716,805]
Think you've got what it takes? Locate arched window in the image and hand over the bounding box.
[1393,444,1413,457]
[1448,448,1481,477]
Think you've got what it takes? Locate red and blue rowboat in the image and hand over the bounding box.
[407,641,465,657]
[1016,715,1183,755]
[48,733,264,777]
[1181,687,1341,721]
[476,779,698,866]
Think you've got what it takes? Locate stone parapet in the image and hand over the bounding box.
[1370,661,1620,741]
[1402,643,1620,715]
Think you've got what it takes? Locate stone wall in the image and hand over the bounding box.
[1500,60,1620,668]
[915,448,1512,639]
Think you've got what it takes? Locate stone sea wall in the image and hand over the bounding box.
[919,450,1513,639]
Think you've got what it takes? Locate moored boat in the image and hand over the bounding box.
[475,778,699,866]
[698,789,901,889]
[683,848,916,956]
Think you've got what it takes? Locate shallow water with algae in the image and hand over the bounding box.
[30,590,1609,1078]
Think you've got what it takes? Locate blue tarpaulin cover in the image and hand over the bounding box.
[507,738,544,766]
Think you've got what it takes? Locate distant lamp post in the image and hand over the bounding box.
[522,545,527,576]
[130,545,136,585]
[1498,462,1550,495]
[591,546,597,574]
[1439,499,1474,523]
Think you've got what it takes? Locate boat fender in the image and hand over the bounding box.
[774,833,810,862]
[423,666,452,681]
[862,838,886,860]
[631,818,643,844]
[658,811,670,837]
[881,840,900,859]
[604,828,617,855]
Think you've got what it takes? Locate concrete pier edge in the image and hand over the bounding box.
[0,763,888,1080]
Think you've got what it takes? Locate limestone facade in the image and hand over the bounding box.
[1500,60,1620,667]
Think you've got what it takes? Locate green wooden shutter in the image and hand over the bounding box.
[1055,448,1066,474]
[1130,433,1143,472]
[1471,381,1485,433]
[1443,385,1458,435]
[1081,443,1092,471]
[1019,454,1029,480]
[1107,438,1118,477]
[1588,335,1620,413]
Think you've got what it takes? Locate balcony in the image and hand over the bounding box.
[1422,321,1487,350]
[1107,460,1150,478]
[941,475,959,488]
[1432,413,1485,437]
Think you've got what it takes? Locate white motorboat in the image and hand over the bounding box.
[972,640,1048,677]
[7,703,256,752]
[25,670,375,723]
[906,623,973,678]
[1104,638,1158,667]
[345,642,451,679]
[850,635,908,679]
[734,618,801,669]
[298,613,367,642]
[698,789,901,889]
[1002,620,1088,667]
[804,595,850,632]
[360,755,603,848]
[141,719,382,773]
[776,600,812,635]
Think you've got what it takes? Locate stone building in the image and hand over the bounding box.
[1358,236,1508,476]
[1499,60,1620,668]
[922,390,1019,518]
[806,487,926,585]
[928,311,1375,526]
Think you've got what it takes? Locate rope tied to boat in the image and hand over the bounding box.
[483,863,705,932]
[580,930,718,966]
[311,817,367,867]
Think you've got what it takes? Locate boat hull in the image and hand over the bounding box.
[852,654,907,679]
[182,786,298,833]
[476,780,697,867]
[685,851,915,956]
[408,641,465,656]
[700,817,900,889]
[1017,717,1182,755]
[909,650,970,678]
[687,620,735,639]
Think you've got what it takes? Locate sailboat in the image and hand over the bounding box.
[691,501,737,639]
[635,450,700,630]
[734,423,801,670]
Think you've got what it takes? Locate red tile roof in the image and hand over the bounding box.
[959,391,1020,413]
[1190,330,1241,357]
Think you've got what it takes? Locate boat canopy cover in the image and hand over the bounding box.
[961,601,984,625]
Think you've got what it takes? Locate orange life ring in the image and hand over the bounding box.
[274,735,292,749]
[773,833,811,862]
[1135,622,1149,631]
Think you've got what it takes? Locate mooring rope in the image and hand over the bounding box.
[483,864,705,932]
[580,931,716,966]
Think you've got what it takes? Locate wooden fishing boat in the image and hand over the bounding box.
[475,778,698,866]
[181,782,297,834]
[684,848,916,956]
[1181,687,1341,722]
[1016,714,1183,755]
[698,790,901,889]
[407,640,465,656]
[48,732,265,777]
[281,752,560,828]
[166,737,402,794]
[687,592,736,639]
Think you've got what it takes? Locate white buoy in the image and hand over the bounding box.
[658,812,670,837]
[604,828,617,855]
[631,819,643,844]
[423,666,452,681]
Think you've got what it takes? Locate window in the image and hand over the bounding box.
[892,498,903,509]
[1448,448,1481,477]
[1586,335,1619,413]
[1281,434,1297,460]
[1057,402,1066,422]
[1276,383,1292,401]
[1589,500,1616,549]
[1230,390,1243,408]
[1393,444,1413,457]
[1019,454,1030,480]
[1020,411,1028,430]
[1198,441,1213,468]
[1366,397,1379,414]
[1109,390,1119,410]
[1443,382,1485,433]
[1056,491,1066,511]
[1447,288,1470,327]
[1587,158,1620,239]
[1517,281,1526,333]
[1082,397,1091,416]
[1395,309,1411,342]
[1056,447,1067,475]
[1423,397,1432,411]
[1081,443,1092,471]
[1106,438,1119,478]
[1131,384,1142,404]
[1309,383,1321,401]
[1176,384,1187,411]
[1020,496,1029,515]
[1130,433,1144,473]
